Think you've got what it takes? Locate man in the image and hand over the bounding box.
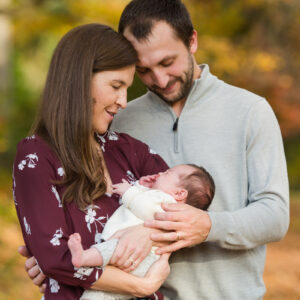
[110,0,289,299]
[21,1,289,299]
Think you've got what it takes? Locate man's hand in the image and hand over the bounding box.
[109,225,155,272]
[144,202,212,254]
[18,245,47,293]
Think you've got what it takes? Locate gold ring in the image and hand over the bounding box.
[129,257,134,265]
[176,231,180,241]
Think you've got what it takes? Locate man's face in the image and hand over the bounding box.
[123,21,198,105]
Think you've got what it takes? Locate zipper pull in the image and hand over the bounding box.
[172,117,179,131]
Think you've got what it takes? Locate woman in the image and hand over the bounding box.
[13,23,170,299]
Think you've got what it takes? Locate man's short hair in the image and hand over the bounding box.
[182,164,215,210]
[119,0,194,48]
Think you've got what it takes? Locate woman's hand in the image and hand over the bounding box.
[109,225,154,272]
[18,245,47,293]
[137,252,171,297]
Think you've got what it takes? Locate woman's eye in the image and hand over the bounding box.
[112,85,121,90]
[136,68,149,74]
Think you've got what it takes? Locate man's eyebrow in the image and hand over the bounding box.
[136,55,176,69]
[159,55,176,63]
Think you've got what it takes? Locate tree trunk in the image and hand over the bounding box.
[0,0,12,98]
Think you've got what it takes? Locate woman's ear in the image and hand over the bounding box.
[174,188,188,203]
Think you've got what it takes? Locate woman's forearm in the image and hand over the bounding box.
[90,266,153,297]
[91,253,170,297]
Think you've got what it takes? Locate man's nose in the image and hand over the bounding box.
[152,70,169,89]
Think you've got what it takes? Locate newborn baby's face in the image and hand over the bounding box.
[152,165,187,192]
[139,165,191,194]
[151,167,182,194]
[140,165,191,202]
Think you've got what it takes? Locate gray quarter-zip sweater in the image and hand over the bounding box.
[111,64,289,300]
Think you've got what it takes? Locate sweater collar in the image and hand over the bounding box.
[147,64,219,111]
[189,64,219,105]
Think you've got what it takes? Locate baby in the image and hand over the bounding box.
[68,164,215,300]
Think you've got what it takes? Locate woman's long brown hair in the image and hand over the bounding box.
[31,24,137,209]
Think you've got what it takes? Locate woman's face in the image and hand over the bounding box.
[91,65,135,134]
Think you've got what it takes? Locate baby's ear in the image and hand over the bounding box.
[174,188,188,202]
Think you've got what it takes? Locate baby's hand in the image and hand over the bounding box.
[139,174,158,188]
[112,179,132,196]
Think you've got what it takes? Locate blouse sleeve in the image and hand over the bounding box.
[129,135,169,177]
[13,137,98,289]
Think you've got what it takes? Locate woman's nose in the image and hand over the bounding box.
[116,91,127,109]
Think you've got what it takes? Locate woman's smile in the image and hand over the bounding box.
[91,65,135,134]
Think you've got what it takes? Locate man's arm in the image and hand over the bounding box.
[146,100,289,252]
[205,100,289,249]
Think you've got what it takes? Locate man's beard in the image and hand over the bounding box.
[148,55,194,105]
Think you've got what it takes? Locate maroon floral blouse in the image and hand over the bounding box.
[13,131,168,300]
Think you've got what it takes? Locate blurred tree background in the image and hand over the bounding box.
[0,0,299,299]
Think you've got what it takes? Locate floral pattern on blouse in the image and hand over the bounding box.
[49,278,60,293]
[26,134,36,140]
[96,130,119,152]
[50,228,63,246]
[12,169,17,206]
[57,167,65,177]
[51,185,62,208]
[18,153,38,170]
[126,170,136,185]
[13,132,168,299]
[73,266,94,280]
[149,146,157,155]
[23,216,31,235]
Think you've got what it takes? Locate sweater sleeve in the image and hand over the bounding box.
[13,138,97,288]
[206,100,289,249]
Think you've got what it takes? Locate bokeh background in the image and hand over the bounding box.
[0,0,299,299]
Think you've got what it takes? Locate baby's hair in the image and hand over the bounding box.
[182,164,215,210]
